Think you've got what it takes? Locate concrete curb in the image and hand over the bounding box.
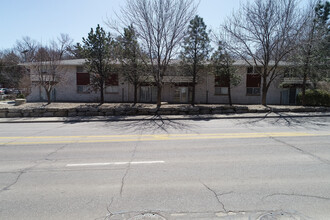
[1,112,329,123]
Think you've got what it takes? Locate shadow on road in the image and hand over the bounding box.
[102,114,198,134]
[239,112,330,130]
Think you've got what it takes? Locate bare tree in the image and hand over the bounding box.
[15,36,39,62]
[56,33,74,59]
[28,35,72,104]
[108,0,197,107]
[222,0,306,105]
[18,73,32,97]
[0,50,24,88]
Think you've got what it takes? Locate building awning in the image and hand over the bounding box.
[281,77,312,88]
[163,76,193,83]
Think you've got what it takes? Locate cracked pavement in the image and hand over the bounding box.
[201,181,233,213]
[0,116,330,219]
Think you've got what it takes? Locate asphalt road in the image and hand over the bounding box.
[0,116,330,220]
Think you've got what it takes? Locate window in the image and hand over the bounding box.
[215,87,229,95]
[246,74,261,96]
[76,72,90,93]
[215,75,229,95]
[105,86,119,93]
[105,74,119,94]
[247,66,262,74]
[247,66,253,74]
[77,85,89,93]
[283,67,298,78]
[246,87,261,95]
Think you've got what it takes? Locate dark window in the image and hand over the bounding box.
[105,74,119,93]
[76,73,90,85]
[247,66,262,74]
[106,74,119,86]
[215,75,229,95]
[247,66,253,74]
[246,74,261,87]
[215,75,230,87]
[246,74,261,96]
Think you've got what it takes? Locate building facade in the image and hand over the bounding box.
[24,59,304,105]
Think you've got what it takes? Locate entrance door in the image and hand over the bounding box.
[140,86,157,103]
[174,87,189,103]
[281,90,289,105]
[140,86,151,102]
[289,88,296,105]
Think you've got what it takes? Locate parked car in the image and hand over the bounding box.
[0,88,6,95]
[5,88,14,94]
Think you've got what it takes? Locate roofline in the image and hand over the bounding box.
[18,58,293,67]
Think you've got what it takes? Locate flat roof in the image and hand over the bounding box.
[19,59,291,66]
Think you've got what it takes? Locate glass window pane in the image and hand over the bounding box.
[221,87,229,94]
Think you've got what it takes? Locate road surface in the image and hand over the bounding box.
[0,116,330,219]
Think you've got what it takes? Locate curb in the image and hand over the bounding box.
[1,112,329,123]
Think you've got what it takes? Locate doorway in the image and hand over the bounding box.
[174,87,189,103]
[140,86,157,103]
[289,88,297,105]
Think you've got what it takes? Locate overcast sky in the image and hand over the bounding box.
[0,0,308,50]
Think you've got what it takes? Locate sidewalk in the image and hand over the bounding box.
[1,112,329,123]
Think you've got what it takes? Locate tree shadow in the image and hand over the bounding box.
[237,112,330,130]
[101,114,199,134]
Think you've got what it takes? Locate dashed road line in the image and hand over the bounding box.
[66,160,165,167]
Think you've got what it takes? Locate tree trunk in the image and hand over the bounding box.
[191,63,197,106]
[228,84,232,106]
[46,89,51,105]
[191,81,196,106]
[100,84,104,104]
[156,85,162,108]
[301,51,311,106]
[261,77,268,106]
[133,83,138,106]
[302,73,307,106]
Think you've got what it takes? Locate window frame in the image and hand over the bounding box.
[215,87,229,95]
[76,71,90,94]
[105,85,119,94]
[246,68,261,96]
[214,75,230,96]
[105,74,119,94]
[77,85,90,94]
[246,87,261,96]
[247,66,262,74]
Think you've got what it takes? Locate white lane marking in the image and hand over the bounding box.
[66,160,165,167]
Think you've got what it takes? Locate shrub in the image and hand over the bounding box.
[16,94,25,99]
[297,89,330,106]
